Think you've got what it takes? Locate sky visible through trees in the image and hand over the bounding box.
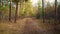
[31,0,60,7]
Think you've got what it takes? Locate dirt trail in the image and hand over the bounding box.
[23,18,41,34]
[0,18,58,34]
[20,18,54,34]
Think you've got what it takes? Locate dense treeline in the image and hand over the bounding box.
[0,0,60,23]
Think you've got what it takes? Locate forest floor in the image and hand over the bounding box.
[0,17,60,34]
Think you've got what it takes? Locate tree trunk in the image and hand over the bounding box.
[42,0,45,23]
[54,0,57,31]
[9,0,12,22]
[14,2,18,23]
[55,0,57,24]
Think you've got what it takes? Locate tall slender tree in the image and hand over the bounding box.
[54,0,57,31]
[14,0,18,23]
[12,0,19,23]
[42,0,45,23]
[55,0,57,24]
[9,0,12,21]
[13,0,28,23]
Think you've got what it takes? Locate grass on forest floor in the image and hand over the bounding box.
[0,18,60,34]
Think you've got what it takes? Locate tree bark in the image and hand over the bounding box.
[9,0,12,22]
[55,0,57,24]
[42,0,45,23]
[14,2,18,23]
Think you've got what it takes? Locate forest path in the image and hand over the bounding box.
[0,18,57,34]
[16,18,55,34]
